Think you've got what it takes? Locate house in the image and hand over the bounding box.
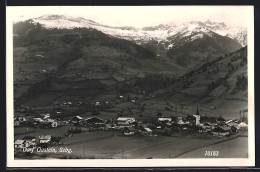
[237,122,248,131]
[212,127,229,136]
[14,117,27,126]
[90,123,106,130]
[117,117,135,125]
[86,117,103,124]
[124,127,135,135]
[200,116,217,126]
[138,123,149,128]
[176,116,184,124]
[39,135,52,143]
[226,120,240,129]
[202,123,213,132]
[42,114,51,120]
[165,122,172,127]
[216,117,226,124]
[71,116,83,125]
[19,117,27,122]
[180,124,192,131]
[40,120,58,128]
[105,124,115,130]
[51,121,58,128]
[158,118,172,123]
[185,115,196,125]
[23,136,36,146]
[33,118,44,123]
[139,127,153,136]
[14,118,21,127]
[47,119,58,127]
[197,126,204,133]
[218,123,231,131]
[231,126,238,133]
[14,139,27,148]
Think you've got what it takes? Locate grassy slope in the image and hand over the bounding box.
[13,25,186,108]
[144,47,248,120]
[13,22,248,120]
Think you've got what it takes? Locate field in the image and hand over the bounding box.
[177,135,248,158]
[14,127,248,159]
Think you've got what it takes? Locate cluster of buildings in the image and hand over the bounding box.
[14,107,248,150]
[14,114,58,129]
[14,135,52,149]
[64,107,248,137]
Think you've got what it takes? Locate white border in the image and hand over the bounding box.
[6,6,255,167]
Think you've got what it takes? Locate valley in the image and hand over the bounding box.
[12,17,249,159]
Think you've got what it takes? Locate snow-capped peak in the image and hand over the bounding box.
[17,14,247,47]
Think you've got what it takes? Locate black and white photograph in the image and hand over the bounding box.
[6,6,254,167]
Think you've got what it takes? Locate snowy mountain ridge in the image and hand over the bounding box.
[21,14,247,47]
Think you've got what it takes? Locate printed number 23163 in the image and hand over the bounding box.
[205,151,219,156]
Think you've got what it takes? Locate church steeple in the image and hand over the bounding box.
[196,106,199,115]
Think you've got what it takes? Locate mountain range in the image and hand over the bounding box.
[30,15,247,47]
[13,15,248,119]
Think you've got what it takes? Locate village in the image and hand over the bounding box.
[14,103,248,156]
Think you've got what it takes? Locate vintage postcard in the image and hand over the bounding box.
[6,6,255,167]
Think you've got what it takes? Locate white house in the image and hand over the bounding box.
[47,119,58,127]
[117,117,135,125]
[33,118,44,123]
[158,118,172,122]
[237,122,248,130]
[143,128,153,136]
[39,135,52,143]
[14,139,27,148]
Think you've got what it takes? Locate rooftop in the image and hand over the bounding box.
[14,139,25,145]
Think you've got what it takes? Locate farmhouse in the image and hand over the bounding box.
[14,139,27,148]
[23,136,36,146]
[117,117,135,125]
[226,120,240,129]
[39,135,52,143]
[139,127,153,136]
[158,118,172,123]
[86,117,103,124]
[124,127,136,136]
[71,116,83,125]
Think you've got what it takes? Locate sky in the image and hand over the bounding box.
[7,6,253,28]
